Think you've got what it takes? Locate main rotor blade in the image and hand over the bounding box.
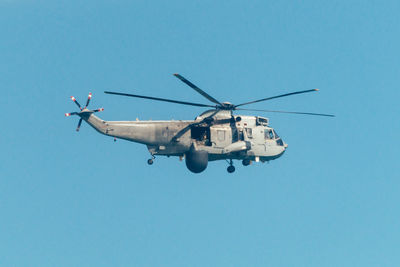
[173,74,223,106]
[234,89,319,108]
[104,91,216,108]
[236,108,335,117]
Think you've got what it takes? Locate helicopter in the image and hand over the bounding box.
[65,74,334,173]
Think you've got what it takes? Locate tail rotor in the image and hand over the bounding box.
[65,93,104,132]
[71,96,82,110]
[85,92,92,108]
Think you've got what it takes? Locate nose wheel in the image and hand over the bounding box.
[226,159,235,173]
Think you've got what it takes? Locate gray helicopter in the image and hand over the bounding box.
[65,74,334,173]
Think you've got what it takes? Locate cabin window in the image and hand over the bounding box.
[238,130,244,141]
[245,128,253,138]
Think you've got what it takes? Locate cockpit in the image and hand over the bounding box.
[264,128,284,146]
[264,128,279,139]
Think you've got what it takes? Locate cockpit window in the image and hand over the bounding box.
[272,130,279,138]
[264,129,274,139]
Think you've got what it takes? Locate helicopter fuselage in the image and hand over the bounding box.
[66,74,333,173]
[80,109,287,168]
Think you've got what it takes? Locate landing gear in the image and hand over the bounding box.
[147,155,155,165]
[242,159,251,166]
[227,165,235,173]
[227,159,235,173]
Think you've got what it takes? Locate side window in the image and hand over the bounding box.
[245,128,253,138]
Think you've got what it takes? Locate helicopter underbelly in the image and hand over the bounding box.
[206,144,285,162]
[149,142,285,162]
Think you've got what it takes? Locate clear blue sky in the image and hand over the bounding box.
[1,1,399,266]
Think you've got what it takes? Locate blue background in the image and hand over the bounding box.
[1,1,399,266]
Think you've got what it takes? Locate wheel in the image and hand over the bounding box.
[147,159,154,165]
[242,159,250,166]
[227,165,235,173]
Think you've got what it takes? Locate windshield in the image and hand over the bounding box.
[265,129,280,140]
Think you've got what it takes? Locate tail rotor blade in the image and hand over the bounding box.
[94,108,104,112]
[76,118,83,132]
[65,112,78,117]
[71,96,82,110]
[85,92,92,108]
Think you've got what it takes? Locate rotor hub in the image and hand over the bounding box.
[220,102,235,110]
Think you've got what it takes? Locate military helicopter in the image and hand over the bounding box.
[65,74,334,173]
